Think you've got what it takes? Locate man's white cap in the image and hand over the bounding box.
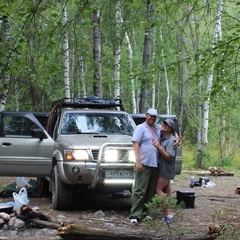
[146,108,158,116]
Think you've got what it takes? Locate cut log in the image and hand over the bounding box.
[57,223,218,240]
[22,217,61,229]
[217,171,234,176]
[19,204,51,221]
[183,170,234,176]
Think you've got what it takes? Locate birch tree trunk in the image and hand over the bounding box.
[79,55,86,97]
[93,9,102,98]
[62,2,70,98]
[198,1,223,152]
[124,30,136,113]
[139,1,154,113]
[0,16,10,111]
[160,28,170,115]
[114,0,122,99]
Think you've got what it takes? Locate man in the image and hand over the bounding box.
[129,108,160,224]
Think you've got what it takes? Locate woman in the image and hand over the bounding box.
[152,119,177,223]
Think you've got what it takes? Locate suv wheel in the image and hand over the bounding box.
[52,165,73,210]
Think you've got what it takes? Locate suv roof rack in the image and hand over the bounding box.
[47,96,125,136]
[50,96,125,112]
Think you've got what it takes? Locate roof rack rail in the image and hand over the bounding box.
[50,96,125,113]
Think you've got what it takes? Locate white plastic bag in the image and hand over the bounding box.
[16,177,32,190]
[13,187,29,211]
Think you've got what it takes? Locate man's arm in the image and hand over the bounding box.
[132,141,142,173]
[173,132,180,149]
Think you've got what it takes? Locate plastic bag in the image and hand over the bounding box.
[16,177,32,190]
[13,187,29,211]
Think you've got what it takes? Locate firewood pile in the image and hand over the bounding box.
[208,166,234,176]
[0,204,61,230]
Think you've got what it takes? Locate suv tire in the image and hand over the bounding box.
[52,165,73,210]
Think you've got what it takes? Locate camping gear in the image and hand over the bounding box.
[177,190,195,208]
[13,187,29,211]
[0,203,14,214]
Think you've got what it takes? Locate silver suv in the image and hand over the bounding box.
[0,111,54,177]
[48,97,136,210]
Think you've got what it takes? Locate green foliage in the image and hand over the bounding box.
[144,194,183,221]
[0,0,240,169]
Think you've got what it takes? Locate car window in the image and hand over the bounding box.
[4,116,39,137]
[61,113,135,134]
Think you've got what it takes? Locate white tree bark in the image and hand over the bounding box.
[114,0,122,99]
[93,8,102,98]
[160,28,170,114]
[199,0,223,152]
[79,55,86,97]
[124,32,136,113]
[62,2,70,98]
[0,16,10,111]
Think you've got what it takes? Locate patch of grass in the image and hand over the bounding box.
[182,144,240,172]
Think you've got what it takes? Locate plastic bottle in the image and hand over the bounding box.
[202,179,205,187]
[190,175,195,188]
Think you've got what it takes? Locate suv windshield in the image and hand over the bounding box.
[61,112,135,135]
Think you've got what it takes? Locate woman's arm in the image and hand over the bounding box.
[152,139,172,161]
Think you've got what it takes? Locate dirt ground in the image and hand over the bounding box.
[0,171,240,240]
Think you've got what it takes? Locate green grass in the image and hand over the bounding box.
[182,144,240,172]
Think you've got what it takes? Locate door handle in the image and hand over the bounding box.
[2,142,12,146]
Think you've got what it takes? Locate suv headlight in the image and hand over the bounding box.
[64,149,89,161]
[128,150,135,162]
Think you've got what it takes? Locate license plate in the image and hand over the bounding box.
[104,170,134,179]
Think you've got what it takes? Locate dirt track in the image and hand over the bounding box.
[0,171,240,239]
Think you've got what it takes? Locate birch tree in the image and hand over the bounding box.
[114,0,122,99]
[0,16,10,111]
[160,28,171,115]
[79,55,86,97]
[62,2,70,98]
[124,27,136,113]
[93,8,102,98]
[198,1,223,152]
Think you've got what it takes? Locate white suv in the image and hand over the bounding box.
[48,97,136,210]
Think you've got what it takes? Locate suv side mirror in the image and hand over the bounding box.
[31,128,47,140]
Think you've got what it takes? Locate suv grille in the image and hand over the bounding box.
[91,150,99,160]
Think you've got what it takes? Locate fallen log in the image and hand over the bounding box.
[20,217,61,229]
[57,223,218,240]
[19,204,51,221]
[183,170,234,176]
[16,204,61,229]
[217,171,234,176]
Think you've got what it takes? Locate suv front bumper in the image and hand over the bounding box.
[57,143,135,192]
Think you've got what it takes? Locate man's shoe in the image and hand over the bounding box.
[129,218,138,224]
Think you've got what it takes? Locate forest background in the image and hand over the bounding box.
[0,0,239,171]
